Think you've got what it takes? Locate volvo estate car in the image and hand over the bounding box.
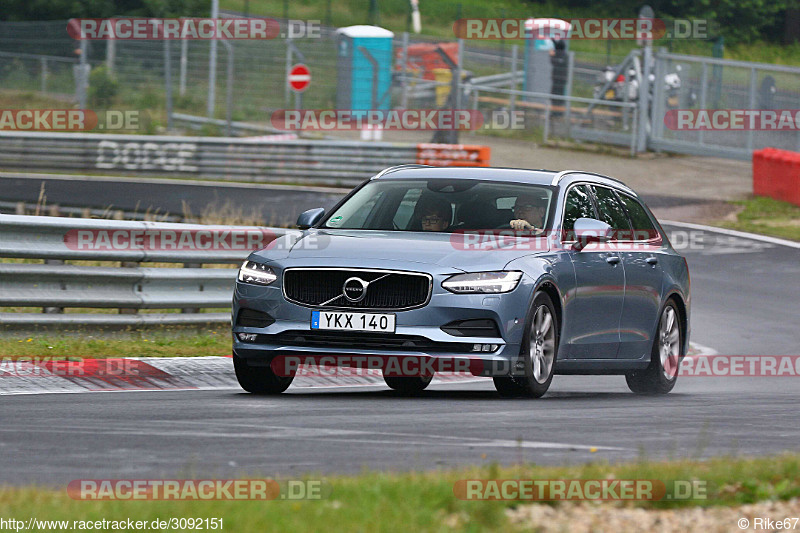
[232,166,690,397]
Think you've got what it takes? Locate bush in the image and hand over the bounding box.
[88,66,118,108]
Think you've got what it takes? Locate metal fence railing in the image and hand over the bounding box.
[650,51,800,159]
[3,20,799,159]
[0,214,299,328]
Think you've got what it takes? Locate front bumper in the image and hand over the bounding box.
[232,273,536,377]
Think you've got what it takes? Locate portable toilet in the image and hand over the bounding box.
[523,18,571,102]
[336,25,395,111]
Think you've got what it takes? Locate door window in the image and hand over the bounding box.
[562,185,597,241]
[590,186,633,240]
[618,193,658,241]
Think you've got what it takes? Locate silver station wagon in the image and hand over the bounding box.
[232,166,690,397]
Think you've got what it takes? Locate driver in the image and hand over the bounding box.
[416,197,452,232]
[509,194,547,231]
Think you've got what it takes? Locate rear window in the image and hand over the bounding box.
[618,193,659,241]
[590,185,633,240]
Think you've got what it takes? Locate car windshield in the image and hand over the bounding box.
[322,179,556,233]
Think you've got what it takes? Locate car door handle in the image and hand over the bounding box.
[606,256,621,265]
[646,256,658,265]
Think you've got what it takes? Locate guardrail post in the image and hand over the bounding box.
[120,261,139,315]
[636,46,652,153]
[285,36,292,108]
[165,39,173,131]
[222,41,234,136]
[43,259,65,314]
[747,67,757,152]
[207,0,219,118]
[509,45,518,119]
[75,39,89,108]
[40,57,48,94]
[400,32,409,109]
[699,62,708,146]
[182,263,202,314]
[179,30,188,97]
[106,38,115,75]
[543,102,550,144]
[564,51,574,138]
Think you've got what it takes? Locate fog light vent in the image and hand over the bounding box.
[236,309,275,328]
[442,319,500,338]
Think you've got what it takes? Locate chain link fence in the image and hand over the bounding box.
[1,19,799,158]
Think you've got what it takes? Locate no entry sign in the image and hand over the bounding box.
[288,64,311,93]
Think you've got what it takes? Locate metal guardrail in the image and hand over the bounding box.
[0,214,299,328]
[172,113,287,137]
[0,132,423,185]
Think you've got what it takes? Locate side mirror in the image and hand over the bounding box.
[572,217,612,251]
[296,208,325,230]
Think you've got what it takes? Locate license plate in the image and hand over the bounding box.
[311,311,396,333]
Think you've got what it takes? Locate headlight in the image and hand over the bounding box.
[442,271,522,294]
[238,261,277,286]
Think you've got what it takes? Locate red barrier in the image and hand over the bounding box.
[395,42,459,80]
[753,148,800,207]
[416,143,491,167]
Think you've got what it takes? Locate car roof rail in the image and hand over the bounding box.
[370,164,434,180]
[550,169,631,189]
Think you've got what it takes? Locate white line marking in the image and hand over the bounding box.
[0,424,631,452]
[663,220,800,249]
[688,342,718,356]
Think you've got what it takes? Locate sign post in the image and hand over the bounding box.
[288,63,311,110]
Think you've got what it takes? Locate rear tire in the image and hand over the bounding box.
[493,290,558,398]
[383,374,433,395]
[626,300,682,395]
[233,351,294,394]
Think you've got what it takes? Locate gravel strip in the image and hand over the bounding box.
[506,498,800,532]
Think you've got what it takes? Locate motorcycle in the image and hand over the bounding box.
[593,61,695,110]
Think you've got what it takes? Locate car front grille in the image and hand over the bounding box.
[283,268,431,310]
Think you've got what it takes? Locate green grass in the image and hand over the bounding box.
[0,331,230,358]
[721,195,800,242]
[2,454,800,531]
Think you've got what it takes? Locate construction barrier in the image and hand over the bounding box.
[416,143,491,167]
[753,148,800,207]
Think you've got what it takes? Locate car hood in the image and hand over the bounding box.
[252,229,550,272]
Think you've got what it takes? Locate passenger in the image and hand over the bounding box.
[417,197,452,232]
[509,194,547,231]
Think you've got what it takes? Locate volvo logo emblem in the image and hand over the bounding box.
[342,277,369,302]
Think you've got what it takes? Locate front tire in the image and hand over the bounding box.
[626,300,682,395]
[383,374,433,395]
[233,351,294,394]
[493,291,558,398]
